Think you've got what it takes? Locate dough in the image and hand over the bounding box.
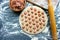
[19,6,48,34]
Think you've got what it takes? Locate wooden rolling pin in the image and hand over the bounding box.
[48,0,58,40]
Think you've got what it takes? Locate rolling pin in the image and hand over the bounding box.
[48,0,58,40]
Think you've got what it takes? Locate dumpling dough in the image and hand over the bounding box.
[19,6,48,34]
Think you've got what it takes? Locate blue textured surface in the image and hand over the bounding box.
[0,0,60,40]
[0,0,2,2]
